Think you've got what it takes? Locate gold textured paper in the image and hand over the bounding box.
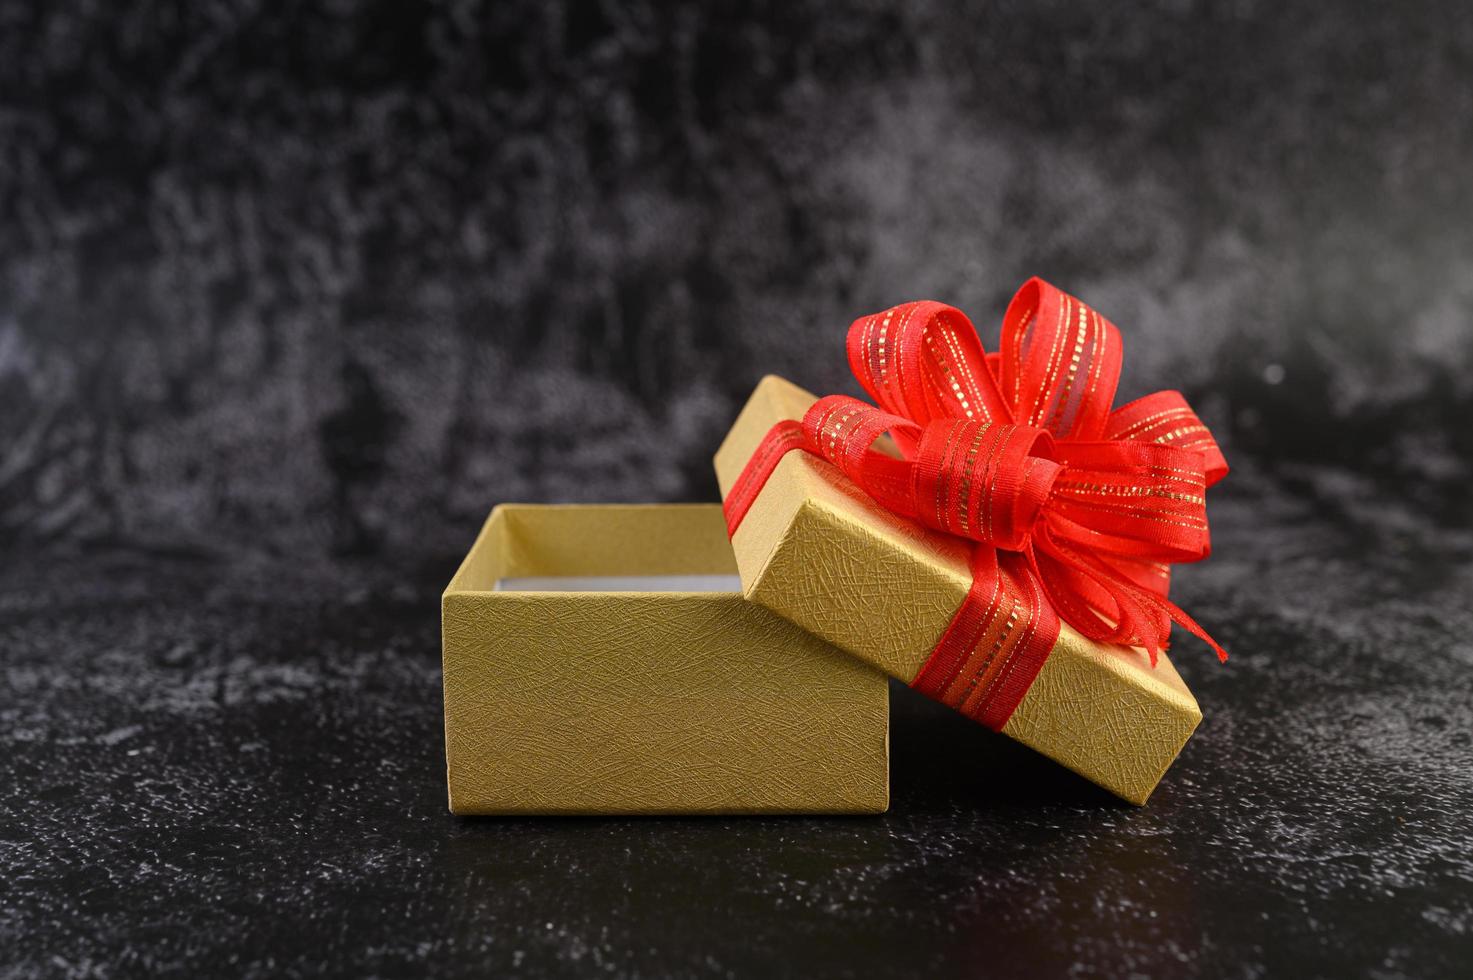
[442,503,890,815]
[714,376,1202,805]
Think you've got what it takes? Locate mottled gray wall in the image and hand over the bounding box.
[5,1,1472,562]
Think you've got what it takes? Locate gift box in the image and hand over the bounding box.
[441,503,890,815]
[714,375,1203,804]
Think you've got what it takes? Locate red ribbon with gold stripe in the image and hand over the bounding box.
[724,278,1228,730]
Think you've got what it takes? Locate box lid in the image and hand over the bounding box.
[714,375,1202,804]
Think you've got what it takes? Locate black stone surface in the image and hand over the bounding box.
[4,3,1473,978]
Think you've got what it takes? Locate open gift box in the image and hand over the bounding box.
[441,503,889,815]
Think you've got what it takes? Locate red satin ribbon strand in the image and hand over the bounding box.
[725,277,1229,731]
[723,419,806,536]
[911,547,1059,730]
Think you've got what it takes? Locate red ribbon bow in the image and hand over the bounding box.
[725,278,1228,730]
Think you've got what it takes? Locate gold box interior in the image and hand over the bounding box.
[714,376,1202,804]
[442,503,890,815]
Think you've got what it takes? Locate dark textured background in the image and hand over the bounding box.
[4,3,1473,978]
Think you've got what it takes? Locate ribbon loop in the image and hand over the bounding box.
[1001,277,1123,440]
[847,301,1013,445]
[800,395,920,517]
[1107,390,1228,487]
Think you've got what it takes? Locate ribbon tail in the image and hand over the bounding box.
[1038,531,1227,666]
[1154,593,1229,664]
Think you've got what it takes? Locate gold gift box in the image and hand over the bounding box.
[441,503,890,815]
[714,376,1202,804]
